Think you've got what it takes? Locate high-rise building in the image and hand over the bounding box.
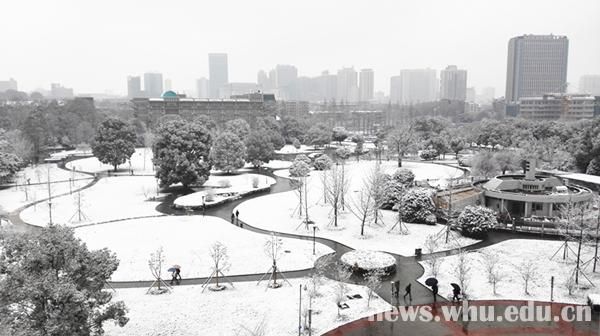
[127,76,142,98]
[505,35,569,102]
[359,69,374,102]
[144,72,164,97]
[579,75,600,95]
[273,64,298,100]
[466,87,476,103]
[0,78,18,92]
[257,70,272,92]
[50,83,74,99]
[196,77,209,98]
[209,53,229,98]
[390,69,437,104]
[440,65,467,101]
[337,67,358,103]
[315,71,337,102]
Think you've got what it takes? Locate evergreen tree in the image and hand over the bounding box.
[246,130,274,168]
[92,118,136,172]
[210,131,247,173]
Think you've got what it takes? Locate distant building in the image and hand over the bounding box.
[519,93,596,120]
[440,65,467,101]
[579,75,600,95]
[359,69,374,102]
[127,76,142,98]
[209,53,229,98]
[257,70,271,92]
[505,34,569,102]
[336,67,358,103]
[50,83,74,99]
[0,78,18,92]
[132,92,275,128]
[466,87,476,103]
[219,82,261,98]
[315,71,337,102]
[390,69,437,104]
[196,78,209,98]
[273,64,298,100]
[478,87,496,104]
[143,73,164,98]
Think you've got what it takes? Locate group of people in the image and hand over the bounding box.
[391,281,412,302]
[231,210,242,227]
[391,281,462,303]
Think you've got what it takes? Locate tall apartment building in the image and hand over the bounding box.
[336,67,358,103]
[143,72,164,98]
[273,64,298,100]
[359,69,374,102]
[315,71,337,102]
[440,65,467,101]
[390,69,437,104]
[505,35,569,102]
[579,75,600,95]
[209,53,229,98]
[519,94,595,120]
[127,76,142,98]
[0,78,18,92]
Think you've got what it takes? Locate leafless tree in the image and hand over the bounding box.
[209,241,231,288]
[452,248,472,296]
[324,164,348,228]
[235,317,267,336]
[147,246,170,293]
[333,263,352,318]
[424,235,442,278]
[515,258,539,295]
[479,250,505,295]
[349,188,376,236]
[363,269,385,307]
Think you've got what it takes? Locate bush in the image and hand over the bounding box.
[292,138,301,149]
[313,154,333,171]
[252,176,259,188]
[458,205,497,237]
[205,189,216,202]
[218,179,232,188]
[397,187,436,224]
[420,149,438,161]
[294,154,311,165]
[381,169,415,209]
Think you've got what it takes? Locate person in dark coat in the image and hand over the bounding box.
[170,268,182,285]
[231,213,235,223]
[404,283,412,301]
[432,284,438,303]
[452,285,461,302]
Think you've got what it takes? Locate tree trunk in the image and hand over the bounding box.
[113,164,118,172]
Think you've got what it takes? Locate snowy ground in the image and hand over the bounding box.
[243,160,293,170]
[103,278,391,336]
[75,215,333,281]
[65,148,154,174]
[340,250,396,271]
[20,176,163,227]
[174,174,276,208]
[0,163,91,213]
[236,160,477,257]
[275,144,315,154]
[418,239,600,305]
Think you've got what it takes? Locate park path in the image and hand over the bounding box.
[7,157,562,307]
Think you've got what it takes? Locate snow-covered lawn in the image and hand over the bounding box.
[20,176,163,227]
[75,215,333,281]
[341,250,396,271]
[174,174,276,208]
[65,148,154,174]
[236,161,477,256]
[275,144,315,154]
[418,239,600,305]
[103,278,391,336]
[0,163,91,213]
[243,160,293,170]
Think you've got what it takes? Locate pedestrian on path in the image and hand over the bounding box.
[231,213,235,224]
[170,268,182,285]
[404,283,412,302]
[452,284,461,302]
[432,284,438,303]
[235,210,240,226]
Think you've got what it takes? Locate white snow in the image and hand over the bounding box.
[75,215,333,281]
[236,160,477,256]
[20,176,163,227]
[0,163,91,213]
[174,174,276,208]
[275,144,314,154]
[103,278,391,336]
[65,148,155,174]
[340,250,396,271]
[418,239,600,305]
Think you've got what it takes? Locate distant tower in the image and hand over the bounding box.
[359,69,374,102]
[209,53,229,98]
[505,35,569,102]
[440,65,467,101]
[336,67,358,103]
[143,73,164,97]
[391,69,437,104]
[127,76,142,98]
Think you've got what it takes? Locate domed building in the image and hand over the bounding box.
[474,160,593,219]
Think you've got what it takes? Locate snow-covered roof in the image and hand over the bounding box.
[561,173,600,186]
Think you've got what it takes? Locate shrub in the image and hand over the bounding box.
[252,176,260,188]
[205,189,216,202]
[218,179,232,188]
[458,205,497,237]
[397,187,436,224]
[313,154,333,171]
[419,149,438,161]
[292,138,301,149]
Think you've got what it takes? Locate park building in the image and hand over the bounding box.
[132,91,276,127]
[474,160,593,219]
[519,93,597,120]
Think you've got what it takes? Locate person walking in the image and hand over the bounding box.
[231,213,235,224]
[432,284,439,303]
[403,283,412,302]
[452,284,461,302]
[170,268,182,285]
[235,210,240,226]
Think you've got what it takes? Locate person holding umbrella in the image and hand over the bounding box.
[169,265,182,285]
[451,283,461,302]
[425,277,439,303]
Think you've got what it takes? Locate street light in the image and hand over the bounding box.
[298,284,302,336]
[202,195,206,216]
[312,225,318,255]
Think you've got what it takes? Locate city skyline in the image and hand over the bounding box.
[1,0,599,96]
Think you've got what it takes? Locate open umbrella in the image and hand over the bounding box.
[451,283,461,292]
[425,277,438,287]
[167,265,181,273]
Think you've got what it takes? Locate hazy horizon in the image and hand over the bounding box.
[2,0,599,97]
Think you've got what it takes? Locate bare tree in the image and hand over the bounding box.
[324,164,348,227]
[452,248,472,296]
[479,250,505,295]
[515,258,539,295]
[147,246,170,294]
[261,233,289,288]
[333,263,352,318]
[349,188,376,236]
[290,160,311,228]
[208,241,231,290]
[363,269,385,307]
[235,317,267,336]
[424,235,442,278]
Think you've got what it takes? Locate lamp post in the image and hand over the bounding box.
[202,195,206,216]
[298,284,302,336]
[312,225,317,255]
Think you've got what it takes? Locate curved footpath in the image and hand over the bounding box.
[7,159,571,335]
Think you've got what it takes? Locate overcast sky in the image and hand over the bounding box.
[2,0,599,96]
